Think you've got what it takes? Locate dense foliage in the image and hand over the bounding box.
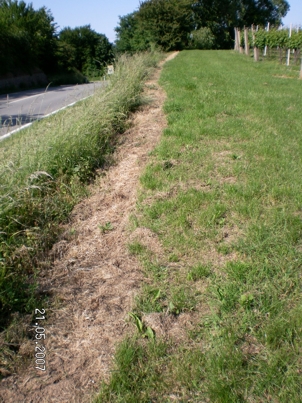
[115,13,148,53]
[190,27,216,50]
[115,0,195,53]
[137,0,194,50]
[0,0,113,80]
[0,0,57,75]
[115,0,290,52]
[254,28,302,50]
[58,25,114,77]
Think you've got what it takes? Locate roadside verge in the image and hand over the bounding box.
[0,52,178,403]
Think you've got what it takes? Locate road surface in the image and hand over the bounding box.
[0,82,106,139]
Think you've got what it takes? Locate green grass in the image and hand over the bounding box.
[97,51,302,402]
[96,337,170,403]
[0,52,162,336]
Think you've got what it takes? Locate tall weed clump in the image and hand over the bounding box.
[0,52,162,330]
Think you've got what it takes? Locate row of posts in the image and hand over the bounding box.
[234,24,302,78]
[234,25,259,61]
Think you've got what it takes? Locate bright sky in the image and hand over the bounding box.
[282,0,302,28]
[31,0,141,42]
[31,0,302,43]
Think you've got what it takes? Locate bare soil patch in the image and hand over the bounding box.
[0,52,179,403]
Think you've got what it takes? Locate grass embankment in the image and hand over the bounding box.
[0,52,161,336]
[97,51,302,402]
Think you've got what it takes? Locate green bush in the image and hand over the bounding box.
[48,67,88,86]
[190,27,215,50]
[254,28,302,50]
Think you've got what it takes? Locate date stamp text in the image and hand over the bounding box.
[33,309,46,371]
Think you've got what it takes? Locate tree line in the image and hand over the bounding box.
[115,0,290,53]
[0,0,291,82]
[0,0,114,79]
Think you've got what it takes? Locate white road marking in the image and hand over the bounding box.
[4,93,44,104]
[0,95,92,142]
[1,85,84,105]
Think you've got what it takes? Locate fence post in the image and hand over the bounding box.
[300,57,302,79]
[237,29,241,52]
[293,27,299,64]
[238,29,244,53]
[244,27,250,55]
[287,24,292,66]
[252,25,259,62]
[264,22,270,56]
[234,28,238,51]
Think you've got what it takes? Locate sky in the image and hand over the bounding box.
[31,0,141,42]
[282,0,302,28]
[31,0,302,43]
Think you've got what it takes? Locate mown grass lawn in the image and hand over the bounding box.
[97,51,302,403]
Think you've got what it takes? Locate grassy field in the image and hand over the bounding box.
[0,52,161,339]
[97,51,302,402]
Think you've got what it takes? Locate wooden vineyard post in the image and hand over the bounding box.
[264,22,270,56]
[244,27,250,56]
[252,25,259,62]
[234,28,238,51]
[237,29,241,52]
[238,29,244,53]
[236,28,240,52]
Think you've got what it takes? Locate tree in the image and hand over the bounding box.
[115,0,290,53]
[236,0,289,27]
[0,0,57,74]
[58,25,113,75]
[137,0,195,50]
[115,12,149,53]
[193,0,289,29]
[115,0,195,52]
[192,0,290,48]
[190,27,216,49]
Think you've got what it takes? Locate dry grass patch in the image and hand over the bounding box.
[0,53,179,403]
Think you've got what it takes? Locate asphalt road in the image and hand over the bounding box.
[0,82,106,139]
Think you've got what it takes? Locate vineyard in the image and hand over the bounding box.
[234,25,302,76]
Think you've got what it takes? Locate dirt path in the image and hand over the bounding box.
[0,52,179,403]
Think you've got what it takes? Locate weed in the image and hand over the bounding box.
[98,222,114,233]
[169,286,197,315]
[136,285,166,314]
[168,254,179,262]
[128,313,155,339]
[187,264,211,281]
[128,242,146,256]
